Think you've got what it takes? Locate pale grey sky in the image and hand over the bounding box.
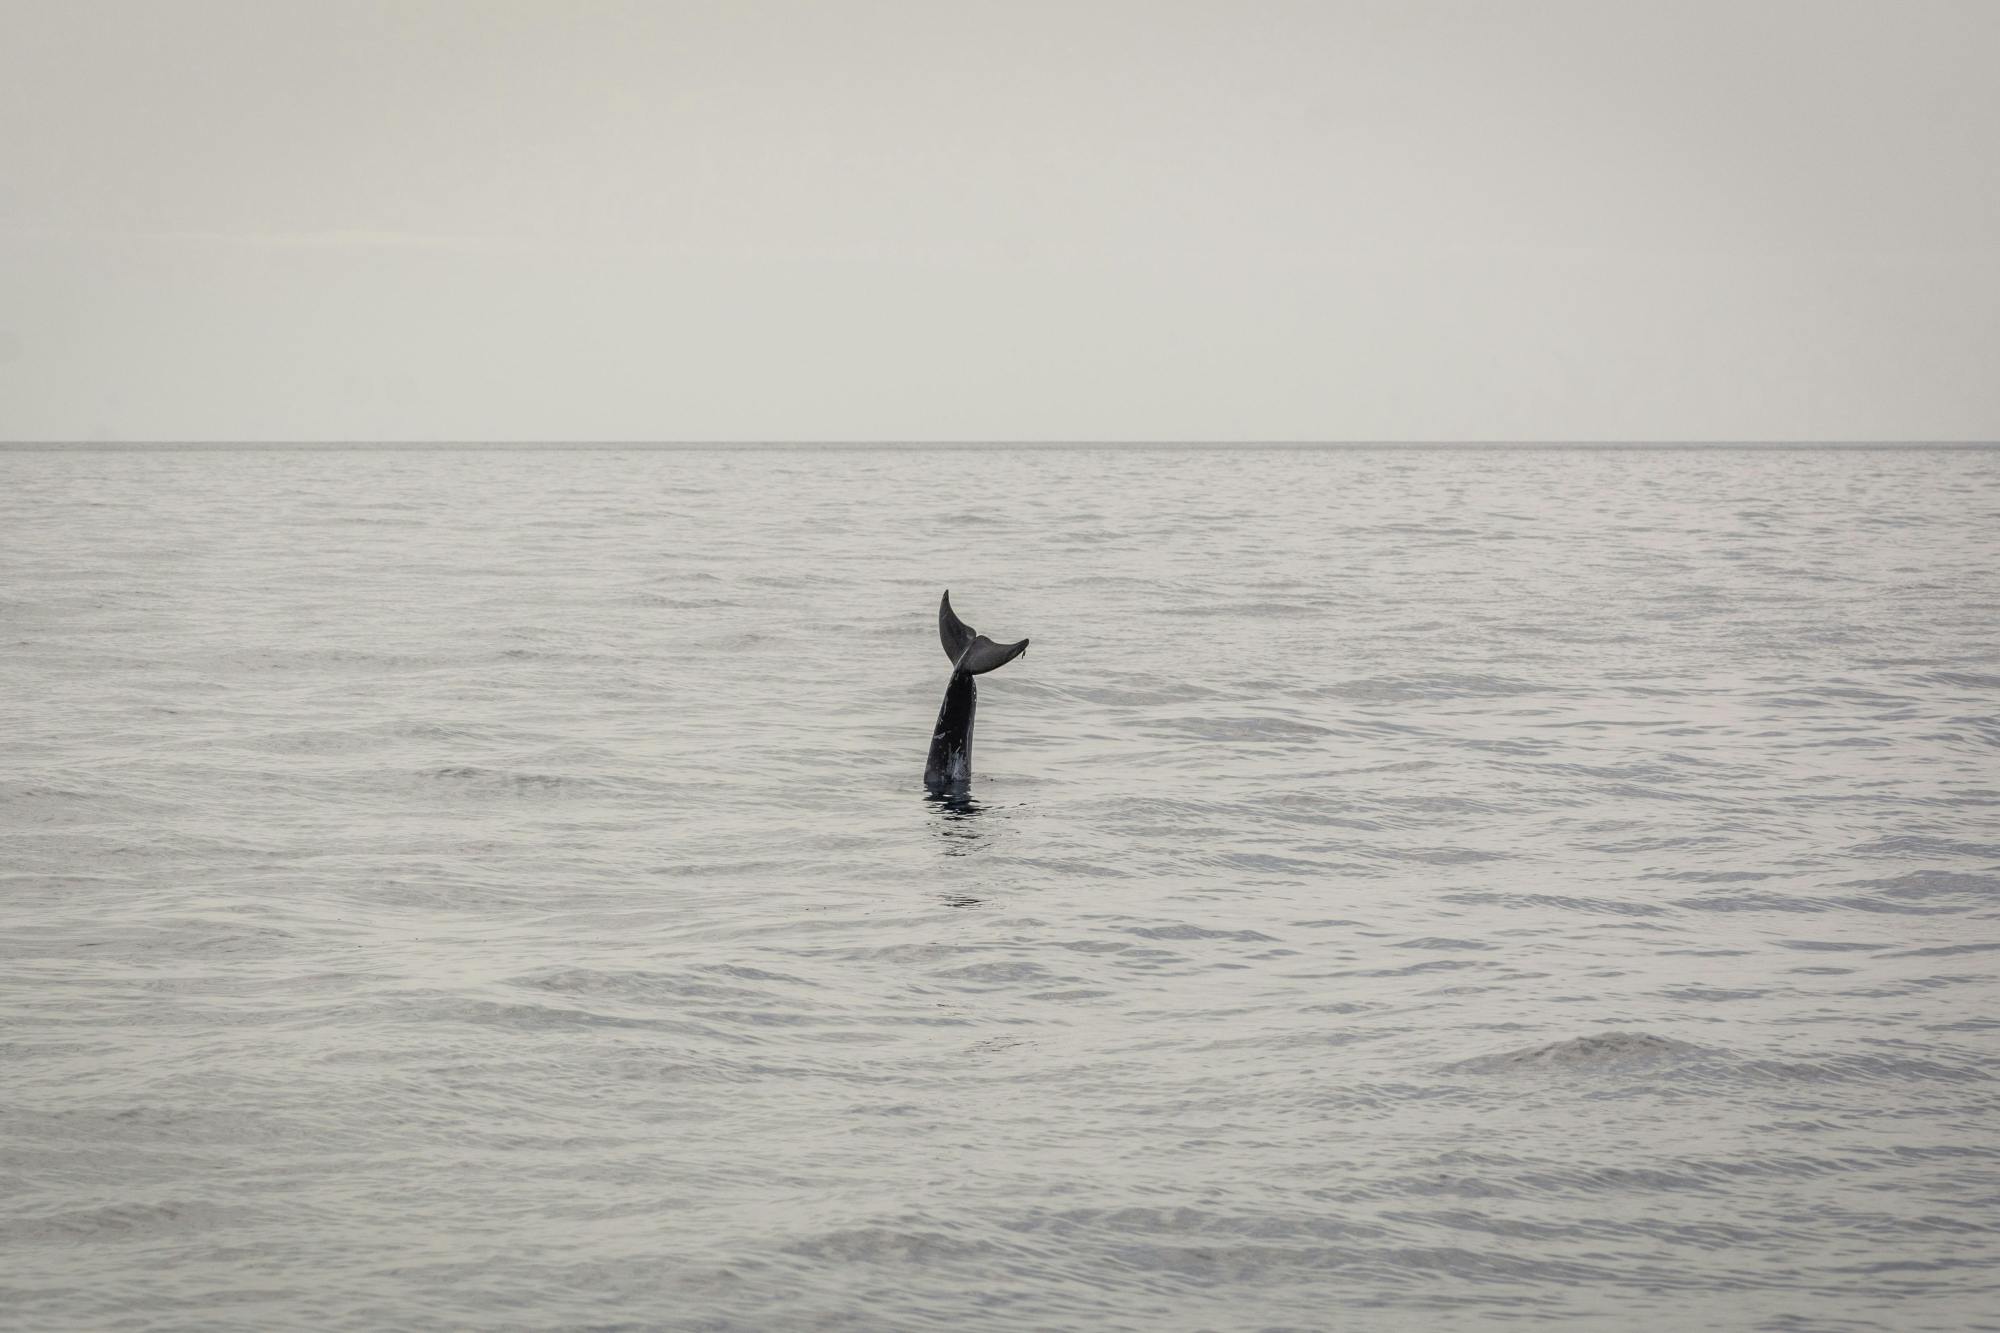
[2,0,1995,442]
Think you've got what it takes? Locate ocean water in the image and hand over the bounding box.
[2,445,1997,1332]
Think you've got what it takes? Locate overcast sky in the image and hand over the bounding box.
[2,0,1996,442]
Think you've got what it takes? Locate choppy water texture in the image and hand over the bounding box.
[4,445,1999,1332]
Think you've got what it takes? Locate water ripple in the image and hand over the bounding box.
[2,446,1997,1331]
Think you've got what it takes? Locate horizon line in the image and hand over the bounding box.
[4,440,1997,452]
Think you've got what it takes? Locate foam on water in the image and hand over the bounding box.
[2,445,1998,1331]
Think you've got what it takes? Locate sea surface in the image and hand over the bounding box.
[3,445,1998,1332]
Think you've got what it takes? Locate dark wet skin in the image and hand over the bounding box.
[923,591,1028,796]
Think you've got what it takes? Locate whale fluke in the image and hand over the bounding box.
[939,590,976,663]
[926,591,1030,794]
[938,590,1029,675]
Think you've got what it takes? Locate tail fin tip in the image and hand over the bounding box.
[937,591,1027,674]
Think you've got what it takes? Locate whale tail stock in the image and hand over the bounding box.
[939,589,1029,676]
[926,591,1028,795]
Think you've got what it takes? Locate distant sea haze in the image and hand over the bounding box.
[3,445,1996,1331]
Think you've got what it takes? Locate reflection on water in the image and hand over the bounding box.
[927,789,983,816]
[927,788,987,857]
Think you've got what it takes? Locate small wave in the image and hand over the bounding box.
[422,765,601,797]
[1331,672,1554,701]
[1733,1052,1995,1087]
[1148,714,1333,743]
[932,961,1063,988]
[1453,1032,1705,1072]
[512,967,769,1005]
[1441,891,1672,919]
[1,1200,239,1244]
[1118,923,1278,943]
[1917,670,2000,691]
[1159,599,1327,618]
[1395,937,1495,951]
[629,592,734,610]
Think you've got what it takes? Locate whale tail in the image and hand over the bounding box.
[939,590,1029,676]
[925,591,1029,795]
